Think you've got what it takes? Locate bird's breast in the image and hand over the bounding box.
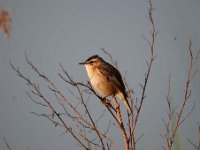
[86,68,116,97]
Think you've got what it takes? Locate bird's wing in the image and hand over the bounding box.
[98,62,127,97]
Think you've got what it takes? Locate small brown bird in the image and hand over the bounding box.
[79,55,132,113]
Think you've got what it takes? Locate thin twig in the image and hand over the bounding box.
[113,96,129,150]
[10,62,90,150]
[3,137,12,150]
[171,39,193,144]
[132,0,157,135]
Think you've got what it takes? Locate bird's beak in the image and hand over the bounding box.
[79,62,86,65]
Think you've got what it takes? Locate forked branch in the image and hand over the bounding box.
[162,39,199,150]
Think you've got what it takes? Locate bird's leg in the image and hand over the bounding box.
[102,97,111,106]
[102,97,110,103]
[102,97,116,112]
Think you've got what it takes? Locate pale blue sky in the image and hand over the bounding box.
[0,0,200,149]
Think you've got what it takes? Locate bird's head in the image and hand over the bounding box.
[79,55,103,68]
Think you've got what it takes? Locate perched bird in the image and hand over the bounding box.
[79,55,132,113]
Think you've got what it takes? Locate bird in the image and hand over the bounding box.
[79,55,132,113]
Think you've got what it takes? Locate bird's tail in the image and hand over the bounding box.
[117,92,132,114]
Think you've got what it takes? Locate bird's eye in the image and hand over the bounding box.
[90,60,94,63]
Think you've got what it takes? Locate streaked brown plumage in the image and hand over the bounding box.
[79,55,132,113]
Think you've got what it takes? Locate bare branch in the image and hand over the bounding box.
[188,124,200,150]
[113,96,129,150]
[3,137,12,150]
[171,39,194,141]
[25,91,48,107]
[132,0,157,135]
[162,38,198,150]
[10,61,90,149]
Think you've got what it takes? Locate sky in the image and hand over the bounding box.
[0,0,200,149]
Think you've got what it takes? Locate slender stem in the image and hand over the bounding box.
[113,97,129,150]
[75,85,106,150]
[171,39,193,146]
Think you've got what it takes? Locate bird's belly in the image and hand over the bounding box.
[90,76,116,97]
